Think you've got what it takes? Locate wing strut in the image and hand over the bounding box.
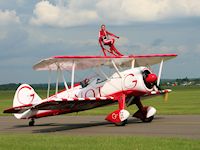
[111,60,122,78]
[55,66,60,95]
[157,59,164,86]
[62,71,69,90]
[131,59,135,68]
[47,70,51,98]
[71,61,76,90]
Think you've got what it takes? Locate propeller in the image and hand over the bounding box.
[164,92,169,102]
[142,70,169,102]
[142,70,158,89]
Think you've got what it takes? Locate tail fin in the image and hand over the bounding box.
[13,84,42,107]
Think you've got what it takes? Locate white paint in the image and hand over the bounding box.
[157,59,164,86]
[13,84,42,107]
[119,109,130,121]
[146,106,156,118]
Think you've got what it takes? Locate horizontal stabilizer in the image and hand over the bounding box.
[3,104,33,113]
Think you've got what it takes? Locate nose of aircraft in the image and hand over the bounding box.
[145,73,157,83]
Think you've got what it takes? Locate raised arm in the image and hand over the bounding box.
[106,31,119,38]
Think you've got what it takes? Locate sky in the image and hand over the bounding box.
[0,0,200,84]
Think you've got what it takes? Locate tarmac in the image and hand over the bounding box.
[0,115,200,139]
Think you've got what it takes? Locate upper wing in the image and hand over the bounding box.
[33,54,177,71]
[131,54,177,67]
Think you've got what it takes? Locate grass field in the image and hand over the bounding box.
[0,86,199,150]
[0,134,199,150]
[0,86,200,116]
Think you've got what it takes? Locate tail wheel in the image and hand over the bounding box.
[29,119,35,126]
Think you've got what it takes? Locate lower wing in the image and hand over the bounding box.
[4,97,115,116]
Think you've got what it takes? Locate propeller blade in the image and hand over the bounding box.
[163,92,169,102]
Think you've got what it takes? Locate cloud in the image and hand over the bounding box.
[0,9,20,25]
[30,0,200,27]
[96,0,200,23]
[30,0,98,27]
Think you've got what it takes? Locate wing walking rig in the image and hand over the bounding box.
[4,54,177,126]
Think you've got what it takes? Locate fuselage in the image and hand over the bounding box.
[49,66,154,100]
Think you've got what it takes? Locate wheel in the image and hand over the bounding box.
[29,119,35,126]
[115,119,128,126]
[142,116,154,123]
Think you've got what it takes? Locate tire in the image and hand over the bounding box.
[115,119,128,126]
[142,116,154,123]
[29,119,35,126]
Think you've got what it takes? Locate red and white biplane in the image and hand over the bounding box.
[4,54,177,126]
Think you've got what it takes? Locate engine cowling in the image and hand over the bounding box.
[145,73,157,83]
[142,70,157,89]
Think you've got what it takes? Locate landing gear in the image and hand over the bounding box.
[132,97,156,123]
[29,118,35,126]
[106,94,130,126]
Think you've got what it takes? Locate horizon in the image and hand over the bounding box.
[1,77,200,86]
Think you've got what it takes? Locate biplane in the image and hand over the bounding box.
[4,54,177,126]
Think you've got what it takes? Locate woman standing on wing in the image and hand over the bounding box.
[98,24,123,56]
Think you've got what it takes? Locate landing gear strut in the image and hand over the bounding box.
[106,94,130,126]
[29,118,35,126]
[132,96,156,123]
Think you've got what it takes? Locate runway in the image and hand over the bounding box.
[0,115,200,139]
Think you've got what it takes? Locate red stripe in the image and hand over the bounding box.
[58,97,113,101]
[73,98,79,101]
[62,98,68,101]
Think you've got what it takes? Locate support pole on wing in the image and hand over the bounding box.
[131,59,135,69]
[71,61,76,90]
[47,69,51,98]
[55,66,60,96]
[157,59,164,86]
[111,60,122,78]
[62,71,69,91]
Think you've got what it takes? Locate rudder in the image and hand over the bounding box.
[13,84,42,107]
